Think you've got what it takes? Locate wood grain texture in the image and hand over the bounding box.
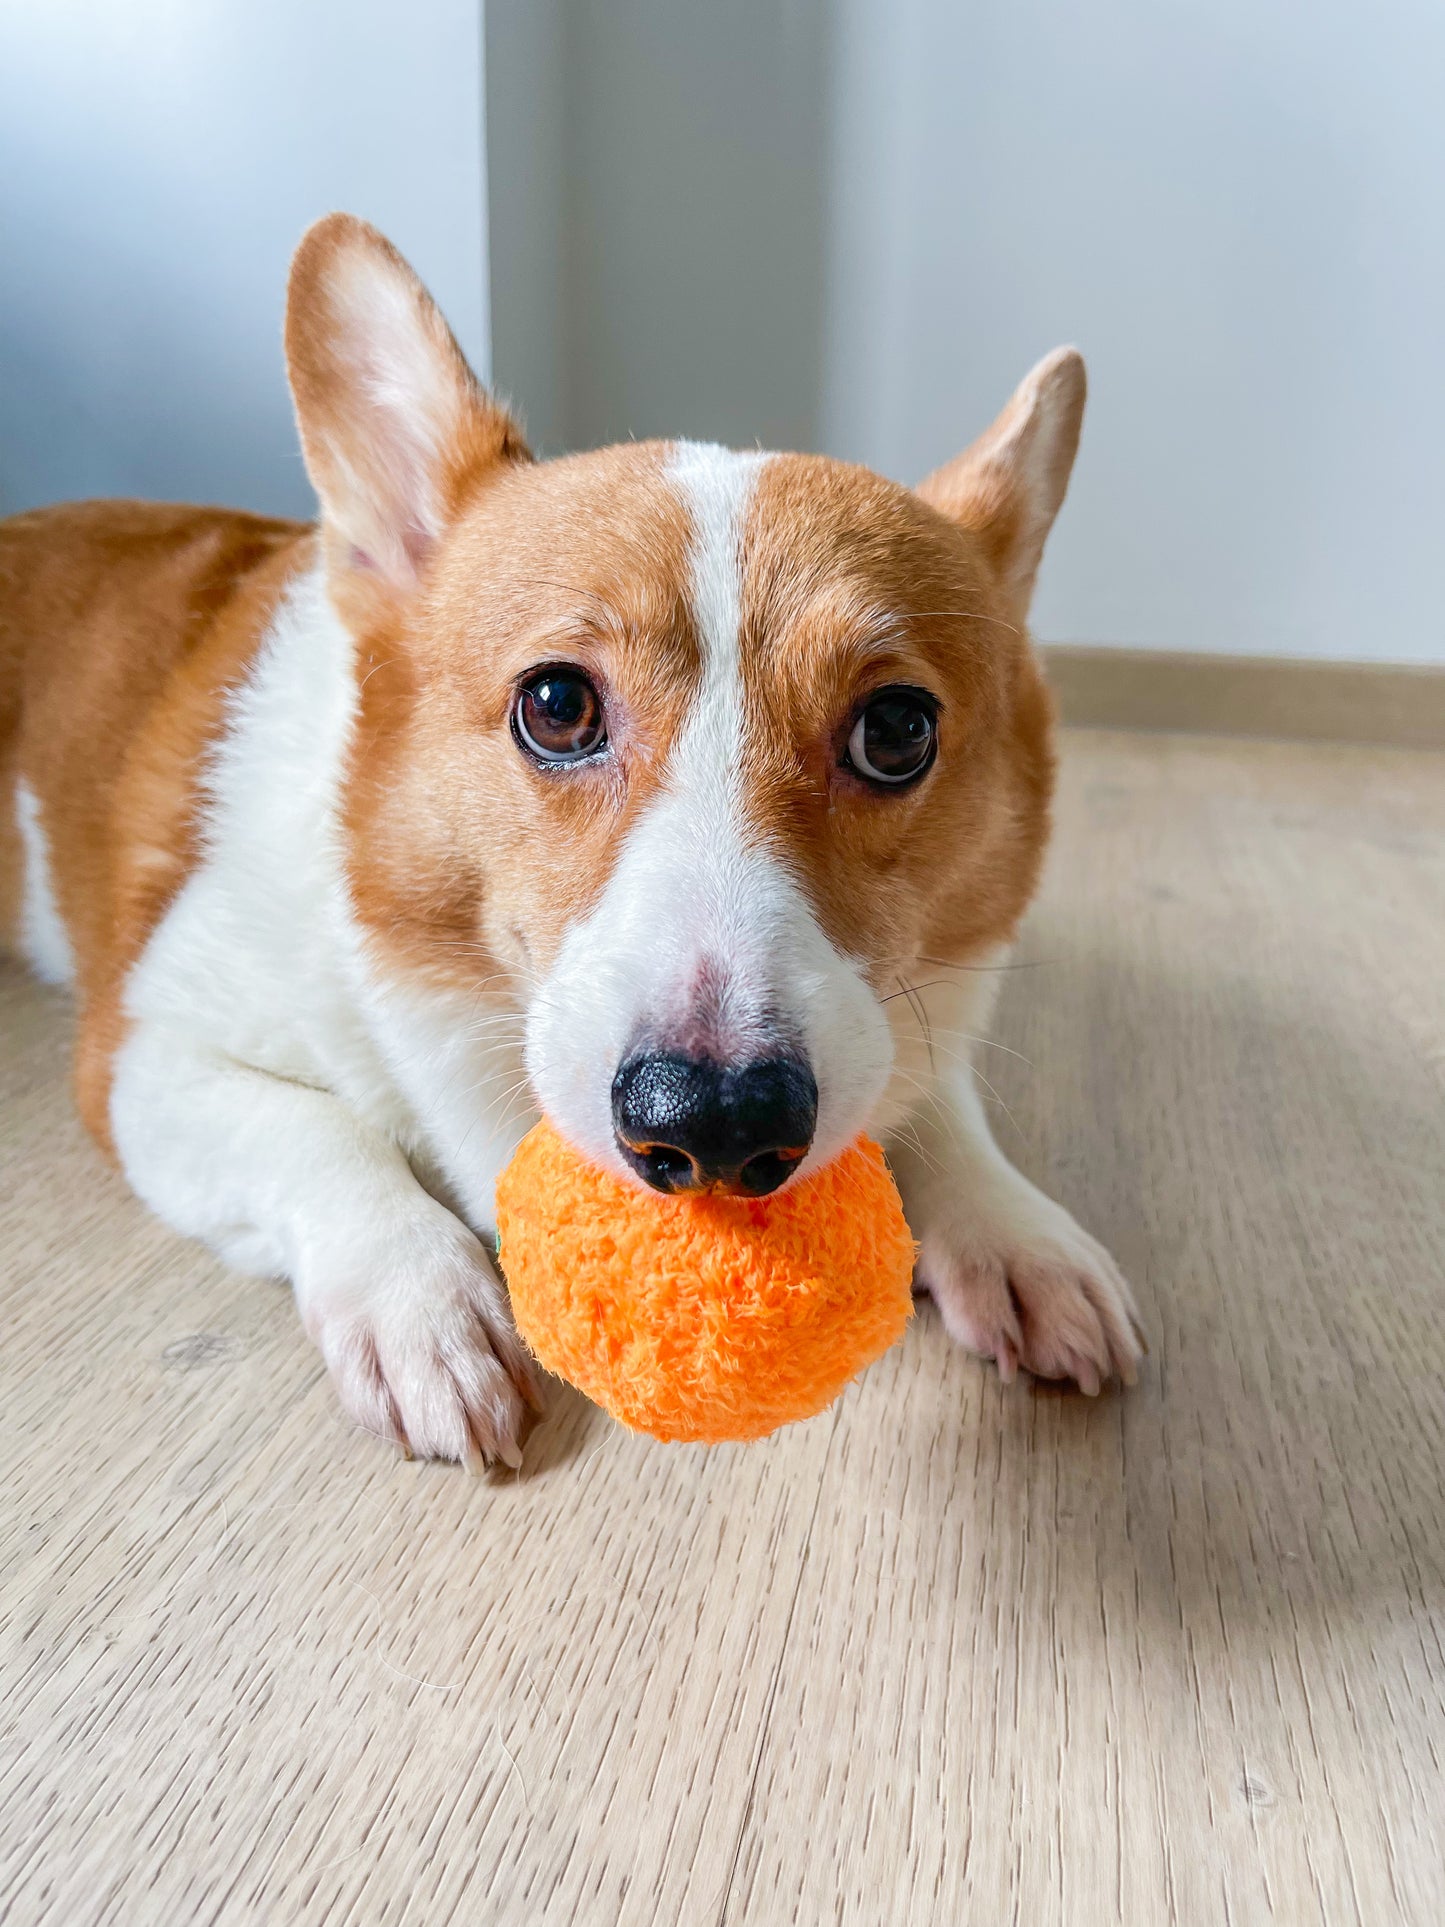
[2,728,1442,1926]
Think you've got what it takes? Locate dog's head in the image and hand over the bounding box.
[287,216,1080,1195]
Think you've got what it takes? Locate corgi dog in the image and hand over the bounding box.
[0,215,1142,1465]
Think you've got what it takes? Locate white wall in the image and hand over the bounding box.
[824,0,1445,663]
[488,0,831,459]
[489,0,1444,664]
[485,0,568,455]
[0,0,489,521]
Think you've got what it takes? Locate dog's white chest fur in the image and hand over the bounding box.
[121,569,395,1106]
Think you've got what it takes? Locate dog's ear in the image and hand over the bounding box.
[915,348,1086,623]
[285,213,528,599]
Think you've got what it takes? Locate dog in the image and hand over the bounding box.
[0,214,1142,1464]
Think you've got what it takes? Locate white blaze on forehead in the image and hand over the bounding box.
[664,440,767,806]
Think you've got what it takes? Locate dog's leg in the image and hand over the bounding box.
[109,1019,538,1463]
[881,985,1144,1393]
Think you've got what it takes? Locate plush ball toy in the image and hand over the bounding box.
[494,1122,916,1444]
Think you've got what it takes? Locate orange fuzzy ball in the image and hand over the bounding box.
[495,1122,916,1444]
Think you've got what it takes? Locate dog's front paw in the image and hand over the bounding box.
[299,1211,541,1465]
[916,1192,1144,1396]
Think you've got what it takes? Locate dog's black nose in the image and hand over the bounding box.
[611,1051,819,1196]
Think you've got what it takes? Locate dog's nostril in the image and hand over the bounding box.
[639,1145,698,1192]
[736,1147,808,1197]
[612,1051,818,1196]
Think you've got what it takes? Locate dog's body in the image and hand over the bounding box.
[0,216,1141,1462]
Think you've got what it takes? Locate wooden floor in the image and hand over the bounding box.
[2,728,1443,1926]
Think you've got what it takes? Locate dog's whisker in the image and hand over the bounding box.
[925,1027,1036,1071]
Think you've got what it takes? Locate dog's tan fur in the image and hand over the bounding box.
[0,502,306,1145]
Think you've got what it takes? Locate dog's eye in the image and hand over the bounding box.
[513,667,607,764]
[844,687,938,786]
